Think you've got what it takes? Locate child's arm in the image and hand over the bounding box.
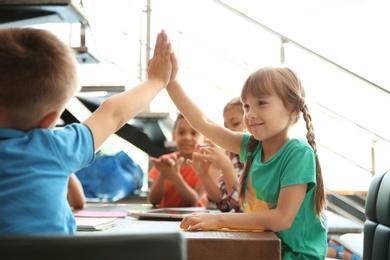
[189,147,239,204]
[149,155,204,207]
[195,140,239,193]
[187,144,224,203]
[67,173,85,209]
[147,160,168,206]
[83,30,172,151]
[181,184,307,231]
[148,174,166,206]
[166,54,243,155]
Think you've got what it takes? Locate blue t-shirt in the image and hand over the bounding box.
[240,133,327,259]
[0,123,94,235]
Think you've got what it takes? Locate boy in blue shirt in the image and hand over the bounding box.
[0,27,172,235]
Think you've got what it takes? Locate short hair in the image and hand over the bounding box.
[223,96,243,115]
[173,113,185,130]
[0,27,80,129]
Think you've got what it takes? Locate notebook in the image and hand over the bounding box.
[74,210,127,218]
[75,217,117,231]
[128,207,209,220]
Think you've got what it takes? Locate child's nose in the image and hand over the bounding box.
[246,109,257,118]
[183,133,192,139]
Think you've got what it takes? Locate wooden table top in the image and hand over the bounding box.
[75,204,281,260]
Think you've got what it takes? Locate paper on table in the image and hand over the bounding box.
[180,227,264,232]
[74,210,127,218]
[75,217,117,231]
[217,228,264,232]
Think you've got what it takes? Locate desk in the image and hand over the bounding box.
[76,204,281,260]
[326,210,363,235]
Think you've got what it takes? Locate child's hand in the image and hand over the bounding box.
[180,213,221,231]
[191,139,230,170]
[147,29,172,87]
[165,49,179,93]
[150,153,184,182]
[187,145,212,178]
[170,51,179,82]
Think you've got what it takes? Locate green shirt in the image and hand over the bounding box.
[240,133,327,259]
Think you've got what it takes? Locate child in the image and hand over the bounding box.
[188,97,245,212]
[0,27,172,235]
[148,114,206,207]
[166,54,327,259]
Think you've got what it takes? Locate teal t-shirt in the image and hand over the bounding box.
[240,133,327,259]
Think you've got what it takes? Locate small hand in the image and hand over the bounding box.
[165,49,179,92]
[150,153,184,182]
[191,139,231,170]
[187,145,211,178]
[147,29,172,87]
[170,51,178,82]
[180,213,221,231]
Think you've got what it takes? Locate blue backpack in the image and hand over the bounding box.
[75,150,143,202]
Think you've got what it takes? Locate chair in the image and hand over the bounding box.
[364,169,390,260]
[0,232,186,260]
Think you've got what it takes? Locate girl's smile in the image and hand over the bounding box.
[247,121,264,130]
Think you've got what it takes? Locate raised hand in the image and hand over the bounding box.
[147,29,172,87]
[169,49,179,82]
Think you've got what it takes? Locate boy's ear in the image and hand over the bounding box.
[38,111,61,129]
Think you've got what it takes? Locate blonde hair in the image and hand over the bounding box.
[0,27,80,129]
[238,66,326,217]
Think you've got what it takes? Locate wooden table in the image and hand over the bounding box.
[76,204,281,260]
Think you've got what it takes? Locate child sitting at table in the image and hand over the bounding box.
[148,113,206,207]
[0,27,172,235]
[166,52,328,259]
[188,97,245,212]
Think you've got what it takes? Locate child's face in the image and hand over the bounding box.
[242,92,292,141]
[173,118,204,156]
[223,106,245,132]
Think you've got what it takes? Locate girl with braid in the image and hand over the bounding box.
[167,54,327,259]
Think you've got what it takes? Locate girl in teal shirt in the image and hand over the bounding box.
[167,60,327,259]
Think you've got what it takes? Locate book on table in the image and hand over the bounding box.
[75,217,117,231]
[74,210,127,218]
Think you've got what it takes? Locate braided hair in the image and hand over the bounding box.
[238,67,326,217]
